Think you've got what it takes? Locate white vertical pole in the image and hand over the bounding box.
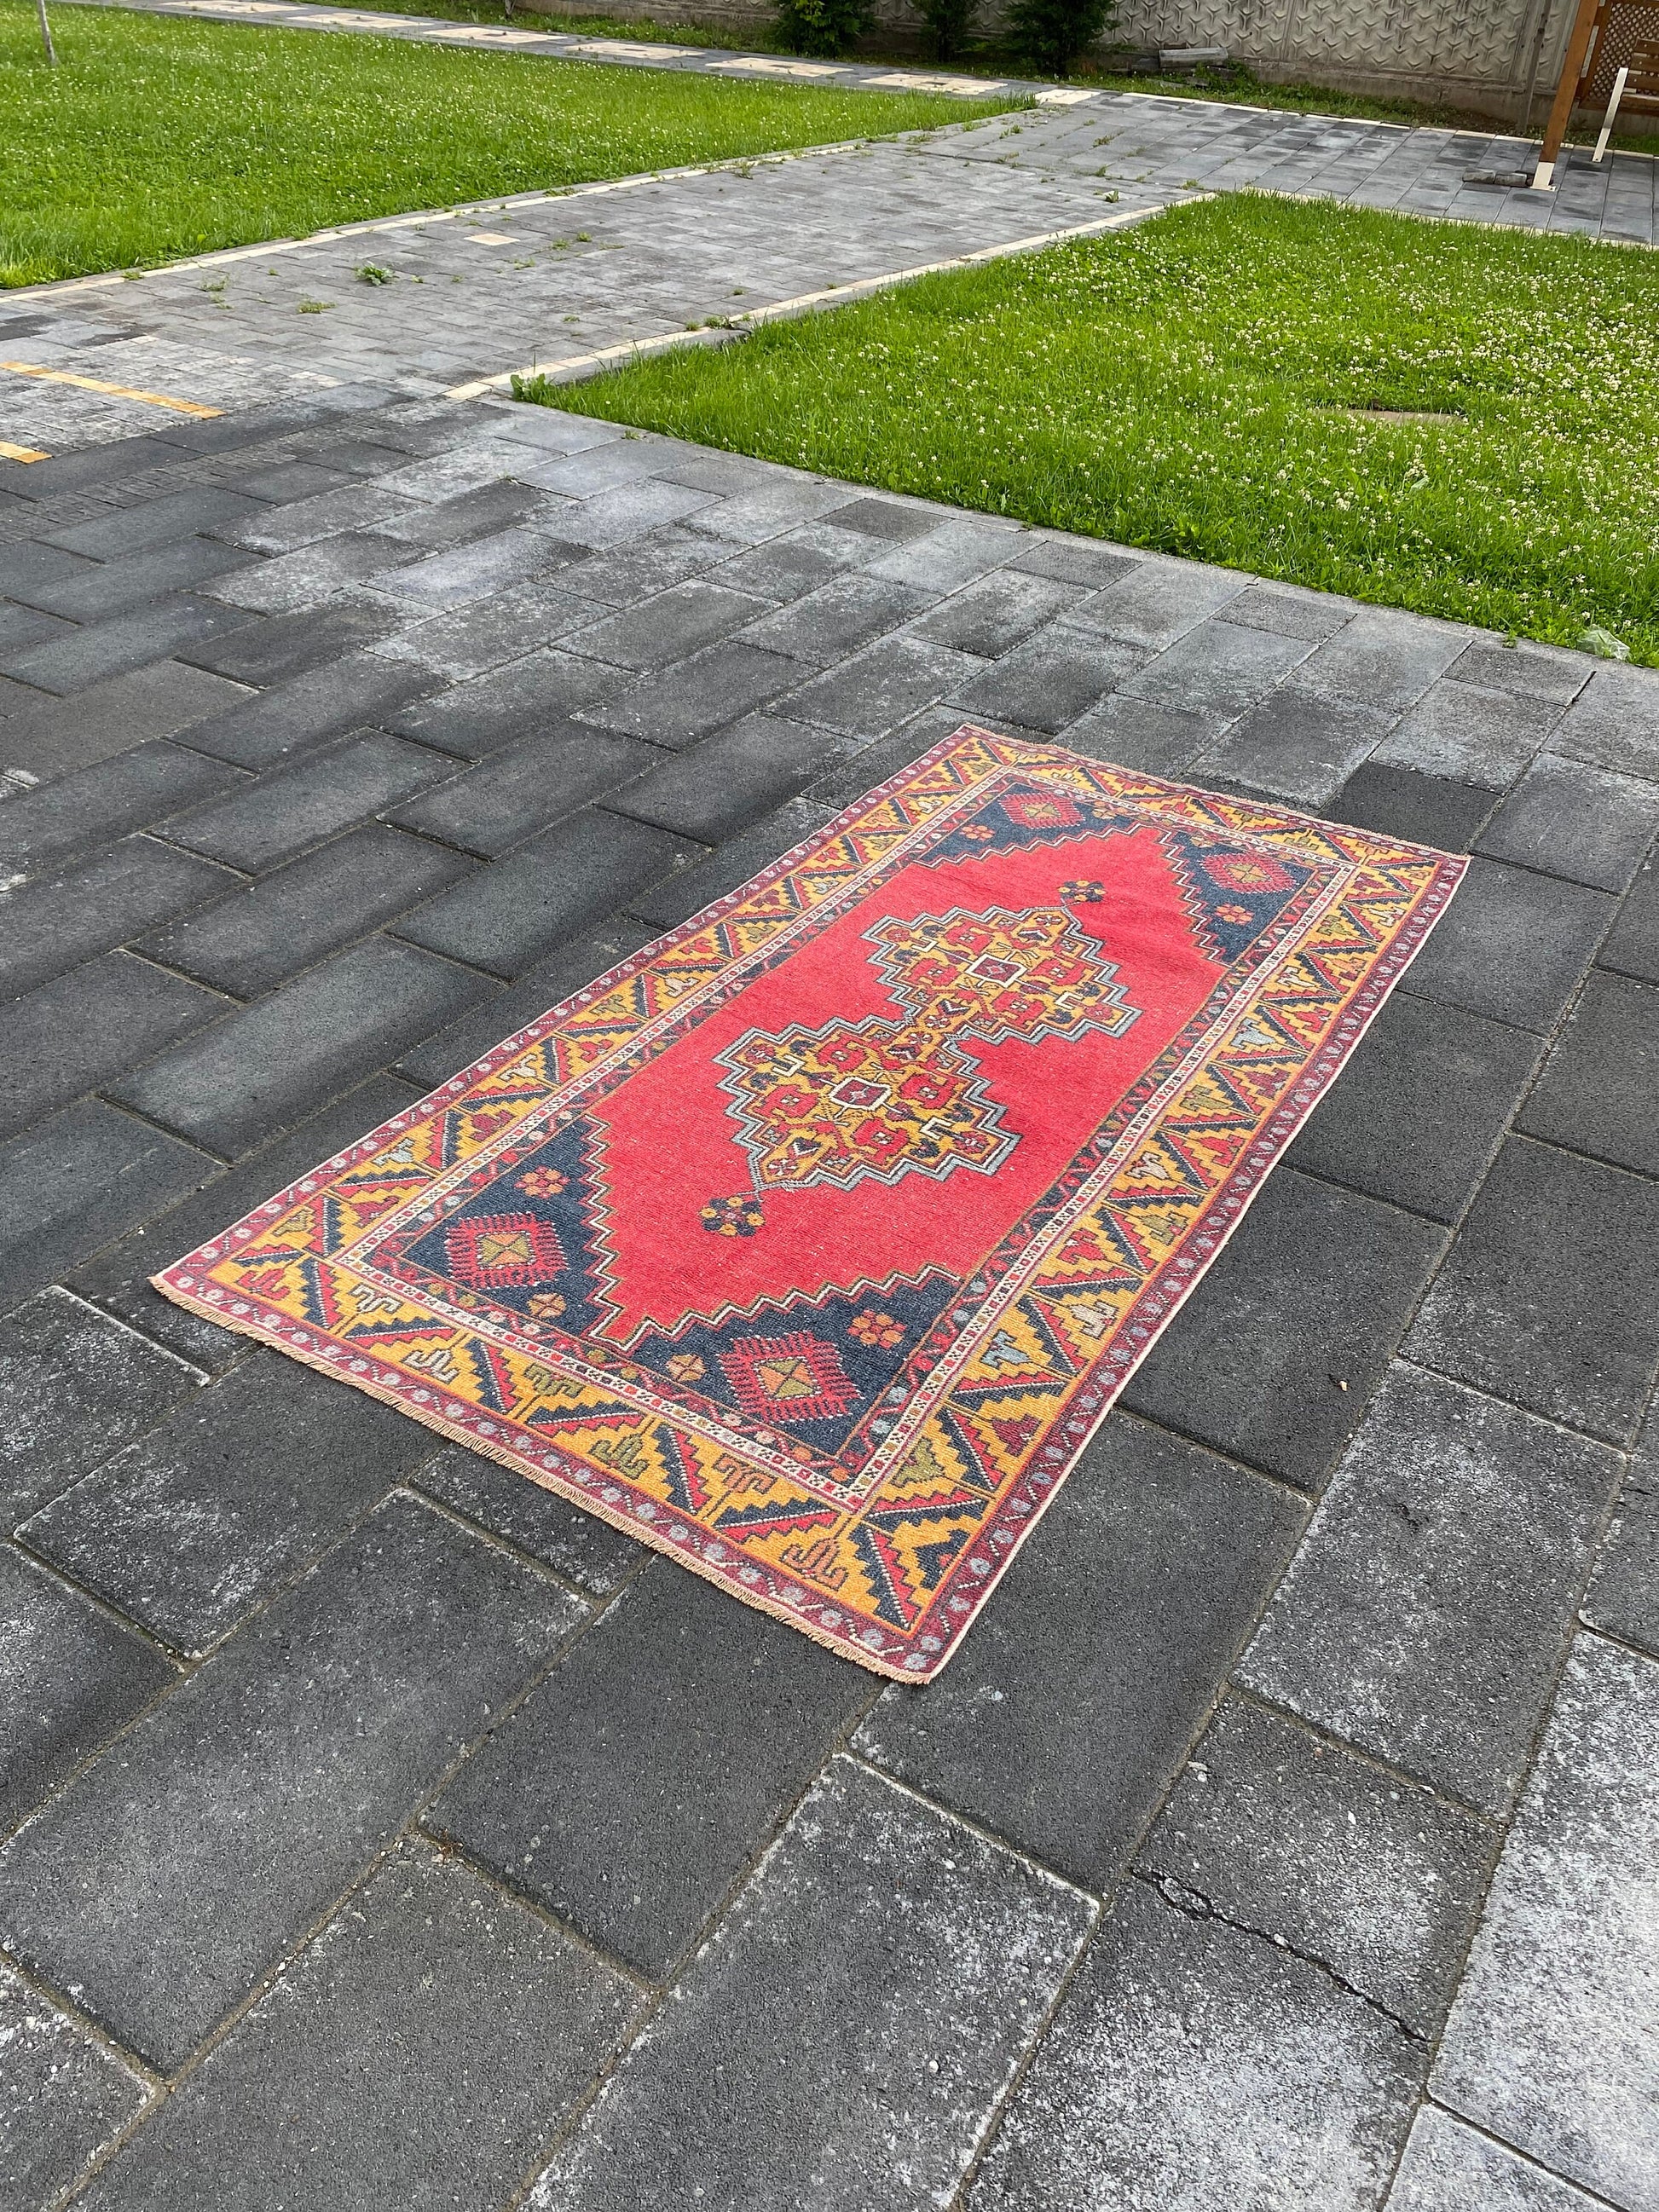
[1593,62,1629,158]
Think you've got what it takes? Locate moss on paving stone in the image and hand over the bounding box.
[0,0,1016,286]
[540,193,1659,661]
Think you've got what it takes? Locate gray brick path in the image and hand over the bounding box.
[2,390,1657,2208]
[5,9,1653,459]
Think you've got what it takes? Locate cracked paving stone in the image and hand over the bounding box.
[0,1964,149,2210]
[18,1351,446,1657]
[968,1873,1425,2212]
[1239,1363,1621,1814]
[0,1286,204,1525]
[426,1560,868,1979]
[72,1840,634,2212]
[0,1493,583,2071]
[856,1417,1302,1891]
[1431,1634,1659,2209]
[527,1756,1093,2212]
[1136,1695,1494,2038]
[1386,2105,1608,2211]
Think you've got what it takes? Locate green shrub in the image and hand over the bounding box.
[915,0,976,61]
[1004,0,1114,75]
[774,0,873,56]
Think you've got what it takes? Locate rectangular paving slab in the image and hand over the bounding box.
[0,1964,149,2211]
[0,1492,582,2070]
[526,1756,1093,2211]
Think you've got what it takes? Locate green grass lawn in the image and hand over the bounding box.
[0,1,1016,285]
[533,193,1659,663]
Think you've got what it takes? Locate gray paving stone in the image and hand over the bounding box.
[1136,1695,1494,2037]
[220,479,418,554]
[1582,1419,1659,1660]
[1386,2105,1606,2212]
[0,540,96,598]
[0,838,236,1001]
[0,599,71,660]
[536,476,713,548]
[969,1873,1424,2212]
[388,649,628,761]
[1007,537,1138,594]
[0,1103,212,1314]
[857,1418,1300,1891]
[627,798,833,931]
[689,478,856,548]
[708,528,858,604]
[365,524,573,612]
[1287,990,1544,1223]
[1078,557,1247,650]
[1448,637,1593,707]
[1373,679,1563,786]
[1551,663,1659,779]
[1600,851,1659,985]
[0,594,261,697]
[205,531,408,617]
[74,1839,633,2212]
[604,713,845,841]
[225,459,355,505]
[1475,752,1659,892]
[1224,585,1356,644]
[1123,616,1314,720]
[0,1492,581,2071]
[572,578,774,670]
[553,525,728,609]
[0,951,225,1145]
[863,517,1022,594]
[1194,679,1393,806]
[1327,760,1500,852]
[1240,1364,1621,1812]
[391,920,652,1090]
[1120,1169,1446,1492]
[1432,1635,1659,2208]
[411,1445,640,1596]
[909,569,1082,659]
[161,729,460,874]
[529,1756,1092,2211]
[138,824,473,997]
[741,572,934,666]
[67,1074,420,1368]
[587,638,812,748]
[0,740,246,882]
[949,623,1142,734]
[784,632,983,740]
[1402,856,1614,1033]
[178,600,398,688]
[20,1352,442,1657]
[0,1286,203,1523]
[0,1544,176,1832]
[429,1560,868,1978]
[373,579,597,681]
[389,727,654,857]
[1518,969,1659,1178]
[1295,607,1472,719]
[392,807,697,977]
[18,538,257,625]
[177,651,438,771]
[107,936,493,1157]
[0,657,252,783]
[45,485,268,560]
[1056,693,1220,775]
[1406,1136,1659,1446]
[0,1965,149,2211]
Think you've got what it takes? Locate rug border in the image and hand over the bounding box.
[152,726,1468,1680]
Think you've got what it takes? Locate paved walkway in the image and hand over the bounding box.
[2,383,1657,2209]
[4,7,1655,457]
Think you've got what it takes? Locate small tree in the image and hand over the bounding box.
[1005,0,1113,74]
[775,0,874,54]
[916,0,976,61]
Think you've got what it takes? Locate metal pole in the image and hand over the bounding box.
[36,0,57,61]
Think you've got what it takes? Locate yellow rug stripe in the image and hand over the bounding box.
[0,440,51,462]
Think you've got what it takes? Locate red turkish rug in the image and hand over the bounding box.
[154,728,1464,1678]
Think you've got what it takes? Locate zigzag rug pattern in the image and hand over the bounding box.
[154,728,1466,1678]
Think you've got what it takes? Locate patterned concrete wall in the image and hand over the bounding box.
[522,0,1587,119]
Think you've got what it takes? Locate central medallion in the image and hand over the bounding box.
[702,904,1140,1234]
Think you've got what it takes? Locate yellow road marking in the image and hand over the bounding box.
[0,362,224,418]
[0,441,50,462]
